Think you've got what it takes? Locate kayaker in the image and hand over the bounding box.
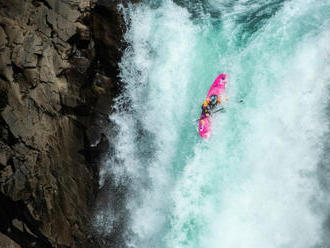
[201,95,221,116]
[209,95,220,109]
[201,99,210,117]
[198,73,227,138]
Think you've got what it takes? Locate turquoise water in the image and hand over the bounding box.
[96,0,330,247]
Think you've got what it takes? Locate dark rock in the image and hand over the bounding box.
[93,3,125,78]
[46,0,81,22]
[0,88,8,111]
[0,47,13,82]
[76,22,90,41]
[3,22,25,45]
[70,56,90,73]
[0,142,11,165]
[0,232,20,248]
[46,9,77,41]
[0,0,140,246]
[0,26,7,48]
[24,68,40,86]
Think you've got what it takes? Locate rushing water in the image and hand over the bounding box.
[95,0,330,247]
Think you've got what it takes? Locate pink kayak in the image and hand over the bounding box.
[198,73,227,138]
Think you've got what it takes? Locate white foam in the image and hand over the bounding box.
[98,1,330,247]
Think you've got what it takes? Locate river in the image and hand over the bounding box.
[96,1,330,247]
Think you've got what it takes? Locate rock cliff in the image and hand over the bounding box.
[0,0,134,247]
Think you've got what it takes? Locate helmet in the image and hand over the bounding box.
[210,95,217,104]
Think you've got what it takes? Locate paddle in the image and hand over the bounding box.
[194,99,243,122]
[195,106,225,122]
[212,106,225,114]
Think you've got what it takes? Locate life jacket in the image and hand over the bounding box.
[202,99,210,107]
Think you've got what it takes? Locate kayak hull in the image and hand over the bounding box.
[198,73,227,138]
[198,116,210,138]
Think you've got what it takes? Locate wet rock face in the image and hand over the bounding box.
[0,0,132,247]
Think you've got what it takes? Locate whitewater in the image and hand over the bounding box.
[95,0,330,247]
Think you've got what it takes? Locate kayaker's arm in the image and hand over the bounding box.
[212,106,225,114]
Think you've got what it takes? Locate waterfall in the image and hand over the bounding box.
[96,1,330,247]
